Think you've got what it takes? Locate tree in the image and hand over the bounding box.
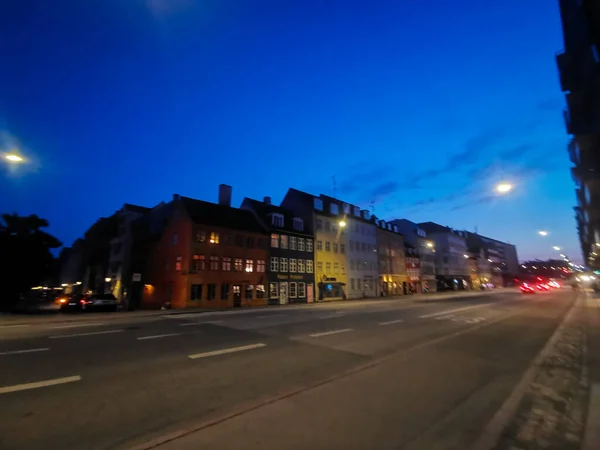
[0,213,62,311]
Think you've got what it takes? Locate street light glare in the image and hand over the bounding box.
[426,242,434,248]
[4,153,24,163]
[339,220,346,228]
[538,230,549,237]
[553,246,560,251]
[495,183,513,194]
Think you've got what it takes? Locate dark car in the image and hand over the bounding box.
[61,293,118,312]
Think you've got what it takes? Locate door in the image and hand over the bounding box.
[279,282,288,305]
[233,284,242,307]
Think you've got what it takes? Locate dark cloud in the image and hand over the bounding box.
[370,181,398,198]
[498,143,534,161]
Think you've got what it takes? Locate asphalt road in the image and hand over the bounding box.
[0,289,575,450]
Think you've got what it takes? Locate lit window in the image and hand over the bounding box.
[330,204,339,215]
[280,235,288,249]
[272,213,284,227]
[245,259,254,272]
[175,256,182,271]
[306,239,313,252]
[270,257,279,272]
[325,241,331,252]
[317,240,323,251]
[314,198,323,211]
[290,236,297,250]
[289,282,297,298]
[269,282,279,299]
[317,261,323,272]
[280,258,288,272]
[192,254,205,271]
[325,262,331,273]
[334,263,339,274]
[298,259,305,273]
[289,259,297,273]
[293,218,304,231]
[256,285,266,298]
[222,257,232,271]
[195,231,206,243]
[172,233,178,245]
[257,260,266,272]
[298,238,305,251]
[271,233,280,248]
[298,282,306,298]
[210,256,219,270]
[234,258,243,271]
[333,243,338,253]
[340,243,346,254]
[209,232,219,244]
[306,260,313,273]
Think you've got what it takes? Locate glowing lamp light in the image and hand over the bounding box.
[339,220,346,228]
[495,183,513,194]
[104,277,112,282]
[426,242,434,248]
[538,230,549,236]
[4,153,24,163]
[553,246,560,251]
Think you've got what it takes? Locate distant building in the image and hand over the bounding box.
[375,219,406,296]
[241,196,315,305]
[459,231,519,286]
[404,244,421,294]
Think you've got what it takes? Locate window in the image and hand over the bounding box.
[269,282,279,299]
[222,257,232,271]
[357,279,361,289]
[210,256,219,270]
[298,238,305,251]
[314,198,323,210]
[235,235,244,247]
[289,282,297,298]
[362,242,367,252]
[325,262,331,273]
[317,240,323,251]
[270,257,279,272]
[306,260,314,273]
[190,284,203,301]
[221,284,230,300]
[175,256,182,271]
[271,233,280,248]
[280,258,288,272]
[293,218,304,231]
[333,243,338,253]
[245,259,254,272]
[172,233,178,245]
[354,207,361,217]
[351,278,356,289]
[207,284,217,300]
[350,260,355,270]
[341,265,346,274]
[298,282,306,298]
[325,241,331,252]
[272,213,284,227]
[225,234,235,246]
[325,221,331,231]
[192,254,205,271]
[234,258,243,271]
[334,262,339,274]
[245,284,253,299]
[280,235,288,249]
[330,204,339,215]
[316,219,323,230]
[317,261,323,272]
[289,236,297,250]
[343,203,351,214]
[298,259,305,273]
[258,238,269,249]
[209,232,219,244]
[340,243,346,254]
[257,259,266,272]
[195,231,206,243]
[289,258,297,273]
[256,285,266,298]
[349,240,354,251]
[306,239,313,252]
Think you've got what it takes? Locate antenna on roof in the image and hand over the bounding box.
[369,200,375,215]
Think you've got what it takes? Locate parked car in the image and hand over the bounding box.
[60,293,118,312]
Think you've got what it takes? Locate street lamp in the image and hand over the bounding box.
[495,182,513,194]
[104,277,112,282]
[3,153,24,163]
[426,242,434,248]
[538,230,549,237]
[338,220,346,228]
[553,246,560,251]
[463,254,469,258]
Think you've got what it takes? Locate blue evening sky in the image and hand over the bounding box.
[0,0,576,262]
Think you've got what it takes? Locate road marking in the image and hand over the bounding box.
[257,314,288,319]
[0,348,50,356]
[137,333,181,340]
[0,375,81,395]
[419,302,494,319]
[188,343,266,360]
[0,324,30,329]
[49,329,124,339]
[179,320,224,326]
[309,328,353,337]
[50,322,105,329]
[378,319,404,326]
[318,313,346,319]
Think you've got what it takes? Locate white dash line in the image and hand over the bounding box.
[180,320,225,326]
[378,319,404,326]
[49,329,124,339]
[0,324,30,329]
[309,328,353,338]
[0,375,81,395]
[0,348,50,356]
[137,333,181,340]
[257,314,288,319]
[420,302,492,319]
[188,343,266,360]
[318,313,347,319]
[50,322,105,329]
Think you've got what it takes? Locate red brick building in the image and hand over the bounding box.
[141,186,270,309]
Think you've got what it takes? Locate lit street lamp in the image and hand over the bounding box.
[426,242,434,248]
[104,277,112,282]
[3,153,24,163]
[538,230,549,237]
[338,220,346,228]
[553,246,560,251]
[495,182,513,194]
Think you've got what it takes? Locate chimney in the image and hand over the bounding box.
[218,184,232,206]
[264,196,272,205]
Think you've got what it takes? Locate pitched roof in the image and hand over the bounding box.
[123,204,151,214]
[180,196,267,234]
[243,198,306,233]
[418,221,452,234]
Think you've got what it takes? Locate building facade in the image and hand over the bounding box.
[241,197,315,305]
[460,231,519,287]
[405,244,421,293]
[376,219,407,296]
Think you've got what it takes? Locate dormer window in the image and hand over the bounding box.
[293,218,304,232]
[393,225,398,233]
[353,207,361,217]
[343,203,351,214]
[379,220,385,228]
[362,210,370,220]
[330,203,339,215]
[387,223,392,231]
[314,198,323,211]
[272,213,284,227]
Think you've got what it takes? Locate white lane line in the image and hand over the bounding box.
[0,375,81,395]
[49,329,124,339]
[0,348,50,356]
[188,343,266,360]
[257,314,288,319]
[180,320,224,326]
[318,313,347,319]
[419,302,494,319]
[378,319,404,326]
[309,328,353,338]
[137,333,181,341]
[0,324,30,329]
[50,322,104,329]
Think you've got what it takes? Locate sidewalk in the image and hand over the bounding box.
[0,288,509,327]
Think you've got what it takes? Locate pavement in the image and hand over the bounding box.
[0,288,582,450]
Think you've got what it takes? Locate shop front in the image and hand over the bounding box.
[317,276,346,301]
[269,273,314,305]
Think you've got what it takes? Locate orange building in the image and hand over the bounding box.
[140,186,270,309]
